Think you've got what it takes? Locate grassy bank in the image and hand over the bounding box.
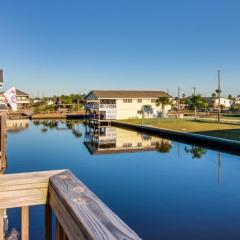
[119,118,240,141]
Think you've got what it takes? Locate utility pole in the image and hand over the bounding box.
[216,70,221,123]
[178,87,180,113]
[193,87,196,96]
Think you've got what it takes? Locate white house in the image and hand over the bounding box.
[205,97,232,109]
[232,97,240,105]
[84,90,172,120]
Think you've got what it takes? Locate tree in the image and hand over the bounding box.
[212,93,216,98]
[156,96,172,118]
[74,94,84,112]
[186,95,207,120]
[228,94,233,100]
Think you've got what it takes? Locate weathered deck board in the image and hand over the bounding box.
[0,170,65,208]
[49,170,142,240]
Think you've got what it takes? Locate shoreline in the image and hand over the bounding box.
[112,121,240,156]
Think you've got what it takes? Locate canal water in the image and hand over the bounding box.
[5,119,240,240]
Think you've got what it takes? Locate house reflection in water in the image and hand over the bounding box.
[84,125,172,154]
[6,119,29,133]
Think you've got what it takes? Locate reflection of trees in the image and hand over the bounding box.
[41,127,48,133]
[35,120,82,138]
[33,120,41,126]
[72,128,82,138]
[185,146,207,159]
[156,140,172,153]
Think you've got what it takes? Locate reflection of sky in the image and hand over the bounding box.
[6,121,240,240]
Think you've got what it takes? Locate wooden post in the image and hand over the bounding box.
[0,209,4,240]
[45,204,52,240]
[0,113,7,170]
[21,206,29,240]
[56,219,63,240]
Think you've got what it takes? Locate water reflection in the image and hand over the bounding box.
[7,119,29,133]
[156,140,172,153]
[185,146,208,159]
[84,125,172,155]
[33,120,83,138]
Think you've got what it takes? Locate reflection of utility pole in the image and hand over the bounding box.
[217,152,222,185]
[177,143,180,158]
[216,70,222,123]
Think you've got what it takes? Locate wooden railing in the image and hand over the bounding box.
[0,170,141,240]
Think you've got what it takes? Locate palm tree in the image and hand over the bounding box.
[156,96,172,118]
[186,94,207,120]
[185,146,207,159]
[156,140,172,153]
[74,94,83,112]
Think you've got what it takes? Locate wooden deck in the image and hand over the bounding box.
[0,170,141,240]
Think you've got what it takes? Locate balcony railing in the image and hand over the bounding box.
[99,104,116,109]
[85,104,117,110]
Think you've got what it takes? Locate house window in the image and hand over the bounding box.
[151,99,156,103]
[123,99,132,103]
[122,143,132,147]
[151,141,156,146]
[137,99,142,103]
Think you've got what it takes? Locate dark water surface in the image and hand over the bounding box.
[5,120,240,240]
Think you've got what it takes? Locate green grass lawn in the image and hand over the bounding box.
[120,118,240,141]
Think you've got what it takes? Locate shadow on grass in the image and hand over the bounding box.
[192,129,240,141]
[189,119,240,126]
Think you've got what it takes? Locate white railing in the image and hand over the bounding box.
[99,104,116,109]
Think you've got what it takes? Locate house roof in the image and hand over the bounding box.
[85,90,171,99]
[16,89,29,96]
[0,89,29,96]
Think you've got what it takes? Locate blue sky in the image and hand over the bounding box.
[0,0,240,97]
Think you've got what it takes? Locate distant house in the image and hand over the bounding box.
[32,98,41,104]
[205,97,232,109]
[0,89,30,109]
[232,97,240,106]
[84,90,172,120]
[16,89,30,108]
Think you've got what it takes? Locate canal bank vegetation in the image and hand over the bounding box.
[32,93,85,114]
[120,118,240,141]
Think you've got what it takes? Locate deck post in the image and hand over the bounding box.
[45,204,52,240]
[21,206,29,240]
[56,219,63,240]
[0,209,4,240]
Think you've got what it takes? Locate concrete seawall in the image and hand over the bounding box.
[112,121,240,156]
